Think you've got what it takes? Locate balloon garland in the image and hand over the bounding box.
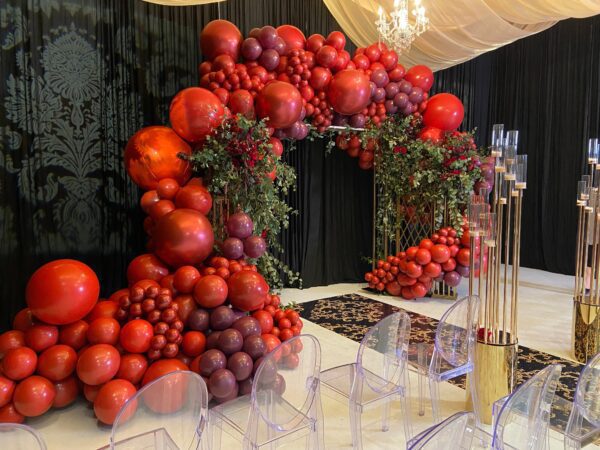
[0,20,486,425]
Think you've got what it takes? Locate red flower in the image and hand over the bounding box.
[393,145,407,154]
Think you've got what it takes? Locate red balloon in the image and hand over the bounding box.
[26,259,99,325]
[52,376,79,408]
[200,20,243,61]
[227,271,269,312]
[309,66,332,90]
[0,403,24,423]
[0,330,25,358]
[86,301,118,323]
[276,25,306,52]
[37,345,78,381]
[325,31,346,51]
[316,45,337,68]
[76,344,121,386]
[94,379,137,425]
[117,354,148,385]
[419,126,445,144]
[169,87,225,144]
[58,320,88,350]
[404,65,434,91]
[2,347,37,381]
[228,89,255,118]
[306,34,325,53]
[13,376,55,417]
[120,320,154,354]
[0,377,15,408]
[431,244,451,264]
[173,295,196,324]
[385,281,402,297]
[182,331,206,357]
[174,185,212,215]
[86,318,120,346]
[193,275,228,308]
[24,324,58,353]
[12,308,37,332]
[142,359,188,386]
[124,126,192,190]
[423,93,464,131]
[127,254,169,285]
[173,266,201,294]
[153,209,215,268]
[255,81,303,129]
[327,69,371,115]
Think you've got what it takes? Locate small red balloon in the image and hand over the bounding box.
[53,376,79,408]
[117,354,148,385]
[255,81,303,129]
[76,344,121,386]
[37,345,78,381]
[193,275,228,309]
[174,185,213,215]
[13,376,55,417]
[227,271,269,312]
[127,254,170,285]
[228,89,255,118]
[142,359,188,386]
[94,379,138,425]
[404,65,434,91]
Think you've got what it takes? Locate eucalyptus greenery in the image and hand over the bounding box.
[188,115,301,290]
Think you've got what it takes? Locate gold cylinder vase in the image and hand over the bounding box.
[466,339,518,425]
[573,298,600,363]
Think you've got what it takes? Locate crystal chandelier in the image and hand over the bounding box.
[376,0,429,54]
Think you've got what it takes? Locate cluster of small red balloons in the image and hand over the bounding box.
[365,226,480,299]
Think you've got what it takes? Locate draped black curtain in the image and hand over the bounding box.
[1,0,599,330]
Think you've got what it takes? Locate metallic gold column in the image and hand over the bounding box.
[573,299,600,363]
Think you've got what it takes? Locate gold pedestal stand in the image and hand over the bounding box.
[573,299,600,363]
[467,338,518,425]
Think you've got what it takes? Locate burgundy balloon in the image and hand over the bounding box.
[369,81,376,97]
[212,378,239,404]
[226,212,254,239]
[481,164,494,183]
[259,49,280,71]
[198,349,226,377]
[372,87,386,103]
[408,87,424,104]
[273,37,287,55]
[243,335,266,360]
[222,237,244,260]
[241,38,262,61]
[239,377,253,395]
[398,80,413,94]
[249,28,261,39]
[401,103,414,116]
[455,264,470,278]
[332,114,349,126]
[188,309,210,332]
[218,328,243,355]
[349,114,366,128]
[385,82,399,99]
[295,123,309,140]
[443,271,462,287]
[474,180,492,196]
[232,316,261,339]
[273,373,286,395]
[254,357,277,382]
[231,309,247,322]
[206,331,222,350]
[370,69,389,88]
[227,352,253,381]
[243,236,267,258]
[393,92,409,108]
[209,368,237,398]
[258,26,278,49]
[210,306,235,331]
[384,100,398,114]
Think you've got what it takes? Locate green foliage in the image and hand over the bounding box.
[188,115,301,290]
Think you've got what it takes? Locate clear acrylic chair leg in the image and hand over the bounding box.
[400,390,413,441]
[429,377,441,424]
[417,343,426,417]
[210,413,223,450]
[381,396,391,432]
[349,401,363,450]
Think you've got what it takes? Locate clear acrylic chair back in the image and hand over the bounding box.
[573,351,600,427]
[356,311,411,394]
[493,364,563,450]
[0,423,47,450]
[109,370,209,449]
[435,295,480,368]
[407,411,476,449]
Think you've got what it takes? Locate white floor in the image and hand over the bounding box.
[28,267,585,449]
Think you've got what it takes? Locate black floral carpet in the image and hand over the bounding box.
[297,293,586,431]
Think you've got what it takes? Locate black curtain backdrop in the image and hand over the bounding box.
[0,0,598,330]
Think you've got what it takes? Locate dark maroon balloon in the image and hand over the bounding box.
[273,373,286,395]
[227,352,253,381]
[188,309,210,332]
[393,92,409,108]
[206,331,222,350]
[210,306,235,331]
[332,114,349,126]
[231,309,247,322]
[443,271,462,287]
[258,26,278,49]
[212,379,239,403]
[244,236,267,258]
[217,328,243,355]
[481,164,494,183]
[208,368,237,398]
[226,212,254,239]
[249,28,261,39]
[369,81,376,97]
[241,38,262,61]
[254,356,277,382]
[474,180,492,196]
[370,69,389,88]
[408,87,424,104]
[372,87,386,103]
[198,349,226,377]
[455,264,470,278]
[349,114,366,128]
[384,100,398,114]
[385,82,399,99]
[295,122,309,140]
[232,316,261,338]
[239,377,253,395]
[398,80,413,94]
[273,37,287,55]
[401,102,414,116]
[223,237,244,259]
[243,335,267,360]
[259,49,280,71]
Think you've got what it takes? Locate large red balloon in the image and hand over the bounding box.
[255,81,303,129]
[94,379,137,425]
[228,89,255,118]
[142,359,188,386]
[200,20,243,61]
[124,126,192,191]
[327,69,371,115]
[153,209,214,268]
[13,376,55,417]
[404,65,434,91]
[126,254,169,284]
[276,25,306,53]
[423,93,465,131]
[76,344,121,386]
[169,88,226,144]
[227,271,269,312]
[26,259,99,325]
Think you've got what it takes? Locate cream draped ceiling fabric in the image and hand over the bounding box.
[324,0,600,71]
[141,0,222,5]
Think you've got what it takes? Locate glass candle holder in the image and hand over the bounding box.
[506,130,519,148]
[491,124,504,157]
[504,145,517,181]
[499,172,507,204]
[468,197,485,235]
[481,212,497,247]
[578,180,590,205]
[515,154,527,190]
[495,154,506,173]
[583,174,592,189]
[588,138,599,165]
